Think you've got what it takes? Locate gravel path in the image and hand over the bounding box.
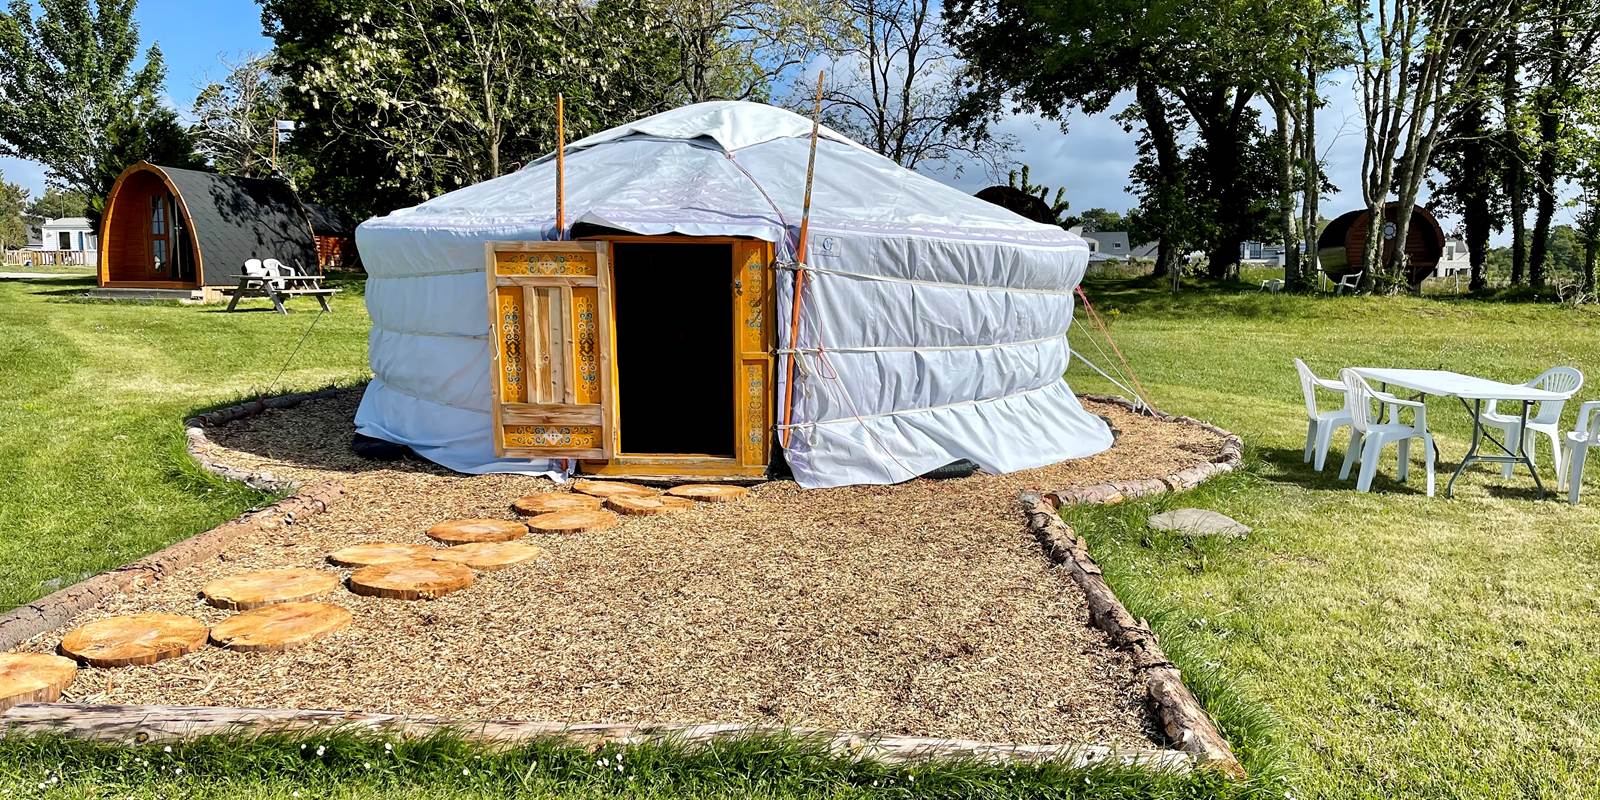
[22,390,1226,747]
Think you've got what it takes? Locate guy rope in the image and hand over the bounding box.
[1071,285,1155,413]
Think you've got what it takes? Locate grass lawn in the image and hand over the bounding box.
[0,276,370,611]
[3,273,1599,798]
[1062,278,1600,799]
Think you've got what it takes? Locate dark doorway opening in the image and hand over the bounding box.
[612,242,735,457]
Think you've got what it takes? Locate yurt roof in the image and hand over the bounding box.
[367,101,1086,254]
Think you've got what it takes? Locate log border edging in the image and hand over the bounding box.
[184,387,347,493]
[1020,490,1246,779]
[0,390,351,653]
[0,703,1196,771]
[1055,395,1244,506]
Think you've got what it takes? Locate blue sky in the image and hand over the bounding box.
[1,0,1551,241]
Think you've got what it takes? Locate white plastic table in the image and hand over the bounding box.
[1351,368,1572,498]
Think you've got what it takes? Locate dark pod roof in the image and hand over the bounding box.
[151,164,317,285]
[304,202,350,237]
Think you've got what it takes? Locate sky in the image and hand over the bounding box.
[0,0,1561,241]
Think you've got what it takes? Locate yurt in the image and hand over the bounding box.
[354,101,1112,488]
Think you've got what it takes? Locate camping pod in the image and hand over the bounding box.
[98,162,318,299]
[1317,203,1445,286]
[354,101,1112,488]
[306,203,355,270]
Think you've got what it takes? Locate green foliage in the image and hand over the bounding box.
[1010,165,1069,221]
[0,0,201,223]
[0,171,27,251]
[23,186,87,220]
[1073,207,1128,234]
[261,0,684,221]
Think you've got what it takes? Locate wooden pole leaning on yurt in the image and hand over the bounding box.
[555,93,566,239]
[781,71,825,448]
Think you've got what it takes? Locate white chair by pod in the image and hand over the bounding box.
[1293,358,1352,471]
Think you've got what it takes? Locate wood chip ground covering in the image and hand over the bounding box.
[19,389,1226,747]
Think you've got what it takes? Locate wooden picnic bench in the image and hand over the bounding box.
[223,273,340,314]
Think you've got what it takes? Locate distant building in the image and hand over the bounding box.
[1078,230,1131,259]
[1434,236,1470,277]
[1239,240,1288,266]
[33,217,98,254]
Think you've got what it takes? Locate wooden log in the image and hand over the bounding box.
[347,560,474,600]
[0,703,1194,772]
[208,602,353,652]
[1018,492,1244,780]
[570,479,656,499]
[0,653,78,712]
[664,484,749,503]
[425,519,528,545]
[429,541,543,571]
[524,509,617,534]
[327,543,438,568]
[604,495,695,516]
[201,568,340,611]
[510,494,602,516]
[58,613,209,668]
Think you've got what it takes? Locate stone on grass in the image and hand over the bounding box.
[1147,508,1250,539]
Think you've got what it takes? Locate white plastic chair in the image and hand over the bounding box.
[1338,369,1437,495]
[1294,358,1351,471]
[1333,271,1363,295]
[1559,400,1600,504]
[1260,278,1284,293]
[242,258,267,277]
[1478,366,1583,477]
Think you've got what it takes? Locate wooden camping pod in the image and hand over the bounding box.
[1316,203,1445,286]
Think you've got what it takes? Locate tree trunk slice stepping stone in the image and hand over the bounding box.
[426,518,529,544]
[430,541,543,571]
[525,508,618,533]
[327,542,438,568]
[347,559,475,600]
[605,495,695,516]
[570,479,657,499]
[664,484,749,503]
[1147,508,1251,539]
[201,568,341,610]
[0,653,78,711]
[511,493,603,516]
[58,613,209,667]
[208,602,354,652]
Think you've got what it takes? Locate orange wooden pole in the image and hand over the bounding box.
[555,93,566,239]
[780,71,825,449]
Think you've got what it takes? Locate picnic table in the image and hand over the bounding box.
[1351,368,1572,499]
[223,273,339,314]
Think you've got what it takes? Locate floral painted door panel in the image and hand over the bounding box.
[485,241,614,460]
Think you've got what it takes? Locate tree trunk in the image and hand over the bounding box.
[1301,62,1320,289]
[1528,86,1560,289]
[1502,35,1527,285]
[1584,226,1598,295]
[1273,94,1302,289]
[1136,78,1183,292]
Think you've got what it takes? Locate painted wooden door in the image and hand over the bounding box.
[732,240,774,472]
[486,241,615,460]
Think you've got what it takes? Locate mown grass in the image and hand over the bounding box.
[1062,277,1600,799]
[0,276,371,611]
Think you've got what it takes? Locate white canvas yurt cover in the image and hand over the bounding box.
[354,101,1113,488]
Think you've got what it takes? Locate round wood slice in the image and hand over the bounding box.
[664,484,750,503]
[605,495,695,516]
[510,493,603,516]
[0,653,78,711]
[327,542,438,568]
[425,518,528,544]
[208,602,353,653]
[430,541,543,571]
[570,479,657,499]
[525,508,618,534]
[201,568,340,610]
[347,559,475,600]
[58,613,209,668]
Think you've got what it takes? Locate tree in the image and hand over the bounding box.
[812,0,1010,175]
[1073,208,1130,233]
[657,0,854,103]
[1350,0,1516,291]
[0,173,28,252]
[191,54,288,178]
[262,0,683,220]
[24,187,87,220]
[1429,80,1506,293]
[1521,0,1600,288]
[0,0,200,223]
